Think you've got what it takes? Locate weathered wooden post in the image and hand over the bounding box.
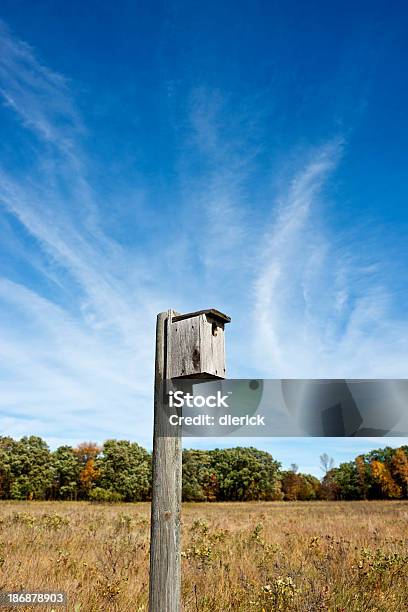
[149,309,230,612]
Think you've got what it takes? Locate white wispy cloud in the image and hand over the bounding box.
[0,18,407,459]
[0,21,168,446]
[0,19,80,149]
[253,139,408,378]
[182,88,253,280]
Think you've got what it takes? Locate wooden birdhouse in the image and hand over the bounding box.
[168,309,231,379]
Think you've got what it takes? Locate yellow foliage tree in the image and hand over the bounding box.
[74,442,100,464]
[370,460,401,498]
[79,458,100,494]
[390,448,408,495]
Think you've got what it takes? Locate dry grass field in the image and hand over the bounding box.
[0,501,407,611]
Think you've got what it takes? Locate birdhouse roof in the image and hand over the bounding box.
[172,309,231,324]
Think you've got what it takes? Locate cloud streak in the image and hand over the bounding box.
[0,21,166,446]
[0,19,407,458]
[0,19,80,149]
[253,140,408,378]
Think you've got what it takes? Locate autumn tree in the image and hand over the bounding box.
[74,442,100,464]
[355,455,369,500]
[281,470,320,501]
[298,474,321,500]
[74,442,101,498]
[79,458,100,496]
[281,470,302,501]
[390,448,408,496]
[2,436,408,502]
[371,460,402,499]
[320,463,360,500]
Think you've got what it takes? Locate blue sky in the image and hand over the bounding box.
[0,1,408,476]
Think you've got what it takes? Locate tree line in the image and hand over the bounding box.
[0,436,407,502]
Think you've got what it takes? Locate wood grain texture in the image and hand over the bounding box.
[149,310,182,612]
[169,313,226,379]
[200,314,226,379]
[149,309,229,611]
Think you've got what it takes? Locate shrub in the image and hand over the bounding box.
[89,487,123,503]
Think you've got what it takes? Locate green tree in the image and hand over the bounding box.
[281,471,320,501]
[281,470,302,501]
[0,436,18,499]
[98,440,151,501]
[298,474,321,500]
[331,462,361,500]
[182,450,211,501]
[366,446,395,464]
[9,436,53,500]
[209,447,281,501]
[52,445,80,500]
[320,462,361,500]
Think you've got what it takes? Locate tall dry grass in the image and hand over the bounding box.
[0,500,407,611]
